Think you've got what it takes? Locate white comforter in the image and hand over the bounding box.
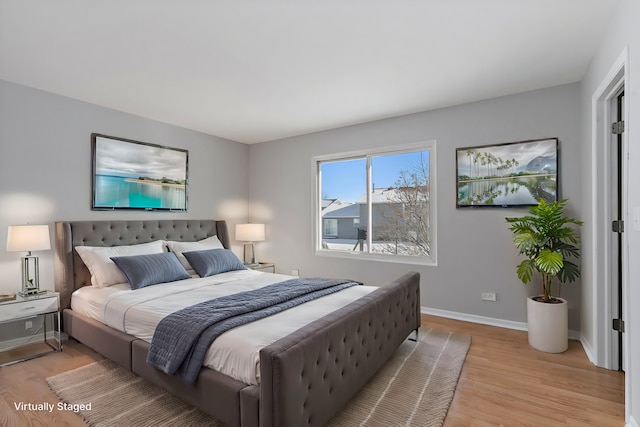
[71,269,375,385]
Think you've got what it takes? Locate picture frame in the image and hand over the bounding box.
[456,137,558,208]
[91,133,188,211]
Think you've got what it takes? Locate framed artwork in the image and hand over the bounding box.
[91,133,188,211]
[456,138,558,208]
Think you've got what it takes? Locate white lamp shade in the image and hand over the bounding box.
[235,223,265,242]
[6,224,51,252]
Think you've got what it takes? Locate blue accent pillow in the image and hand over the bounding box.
[111,252,191,290]
[182,248,247,278]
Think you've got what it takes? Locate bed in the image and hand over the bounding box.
[54,219,420,427]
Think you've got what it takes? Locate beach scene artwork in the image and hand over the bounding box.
[92,135,188,210]
[456,138,558,207]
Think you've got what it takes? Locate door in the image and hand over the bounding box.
[610,90,625,371]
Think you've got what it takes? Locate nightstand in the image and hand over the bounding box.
[0,290,61,366]
[250,263,276,273]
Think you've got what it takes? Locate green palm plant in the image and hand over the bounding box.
[506,199,583,303]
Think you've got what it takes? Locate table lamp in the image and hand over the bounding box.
[6,224,51,296]
[235,223,265,266]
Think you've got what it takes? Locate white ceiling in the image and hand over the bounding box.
[0,1,617,144]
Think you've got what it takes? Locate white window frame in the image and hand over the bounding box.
[313,140,437,266]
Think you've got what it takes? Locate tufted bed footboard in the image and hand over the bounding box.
[259,271,420,427]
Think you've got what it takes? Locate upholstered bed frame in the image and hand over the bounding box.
[54,219,421,427]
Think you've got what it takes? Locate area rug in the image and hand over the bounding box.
[47,327,470,427]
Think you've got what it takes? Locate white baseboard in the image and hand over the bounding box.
[577,332,598,366]
[421,306,581,340]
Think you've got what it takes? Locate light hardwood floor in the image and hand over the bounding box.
[425,315,626,427]
[0,315,625,426]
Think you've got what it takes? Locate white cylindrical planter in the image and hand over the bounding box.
[526,296,568,353]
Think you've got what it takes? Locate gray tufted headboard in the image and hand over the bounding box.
[54,220,231,310]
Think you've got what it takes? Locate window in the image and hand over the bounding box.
[315,141,436,265]
[324,219,338,237]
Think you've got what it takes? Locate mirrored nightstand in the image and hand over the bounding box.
[0,290,61,366]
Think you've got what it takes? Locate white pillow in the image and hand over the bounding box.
[166,235,224,271]
[75,240,166,287]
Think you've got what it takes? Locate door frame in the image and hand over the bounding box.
[590,47,629,373]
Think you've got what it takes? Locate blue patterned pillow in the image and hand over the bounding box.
[111,252,191,290]
[182,248,247,277]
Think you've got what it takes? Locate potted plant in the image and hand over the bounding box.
[506,199,583,353]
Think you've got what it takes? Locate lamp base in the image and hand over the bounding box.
[20,255,41,297]
[243,242,259,265]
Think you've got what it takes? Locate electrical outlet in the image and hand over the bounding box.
[25,320,33,330]
[291,269,299,277]
[481,292,497,302]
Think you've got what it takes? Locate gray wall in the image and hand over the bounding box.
[249,83,582,330]
[0,79,250,296]
[579,0,640,422]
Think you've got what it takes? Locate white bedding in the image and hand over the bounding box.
[71,269,376,385]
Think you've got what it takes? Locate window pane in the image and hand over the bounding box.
[315,142,435,265]
[320,158,366,252]
[324,219,338,236]
[370,151,430,256]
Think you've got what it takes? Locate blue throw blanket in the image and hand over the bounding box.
[147,278,360,384]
